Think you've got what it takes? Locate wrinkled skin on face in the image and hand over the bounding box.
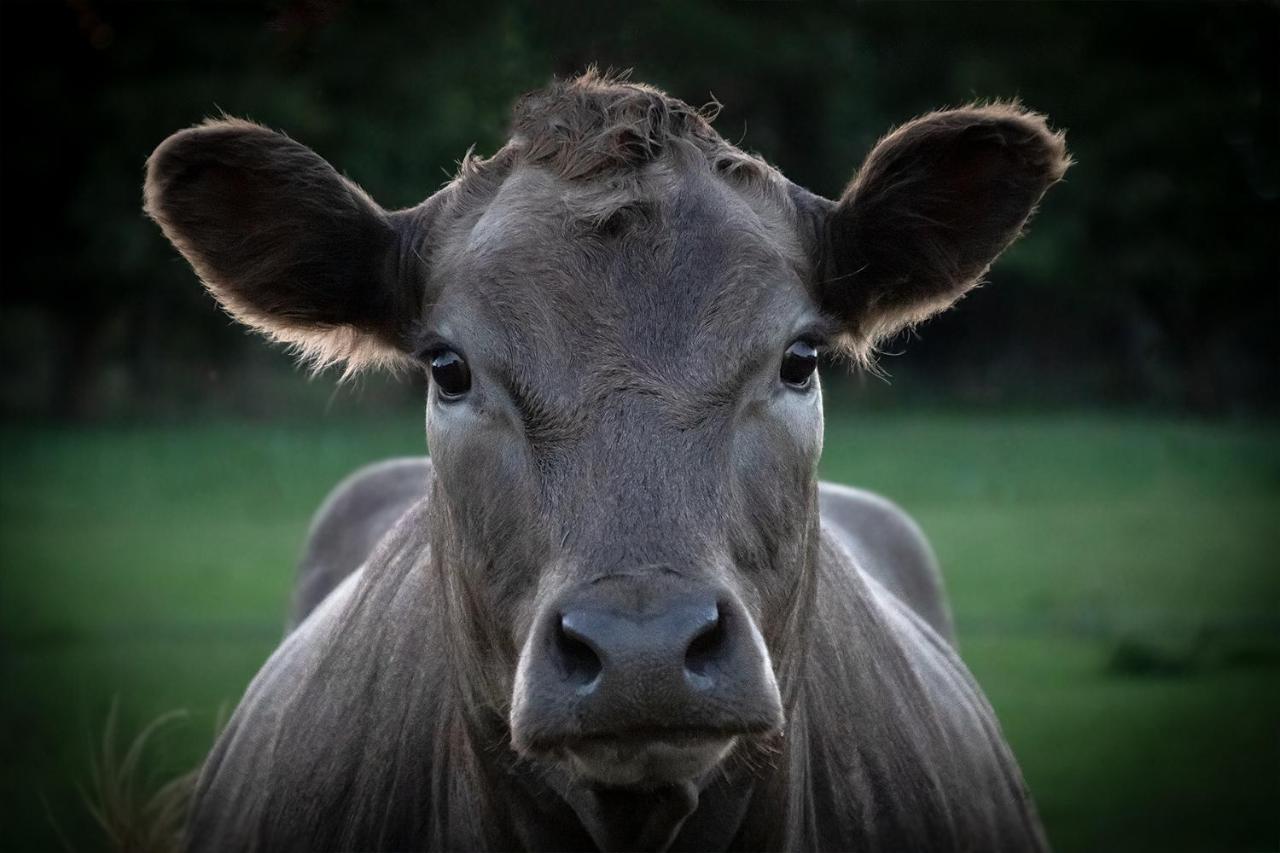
[145,74,1067,851]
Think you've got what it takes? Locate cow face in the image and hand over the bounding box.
[145,76,1066,796]
[424,160,812,785]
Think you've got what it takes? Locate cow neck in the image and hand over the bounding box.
[729,518,828,851]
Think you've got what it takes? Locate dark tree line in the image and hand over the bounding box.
[2,0,1275,418]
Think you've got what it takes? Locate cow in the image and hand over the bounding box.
[144,72,1068,852]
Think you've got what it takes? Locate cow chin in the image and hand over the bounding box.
[563,733,737,789]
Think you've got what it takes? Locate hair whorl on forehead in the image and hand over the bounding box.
[504,69,775,187]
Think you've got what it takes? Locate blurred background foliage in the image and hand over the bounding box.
[1,2,1278,853]
[1,0,1276,419]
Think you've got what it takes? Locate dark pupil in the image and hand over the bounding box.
[430,350,471,397]
[780,341,818,387]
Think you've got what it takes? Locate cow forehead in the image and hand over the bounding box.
[430,162,813,372]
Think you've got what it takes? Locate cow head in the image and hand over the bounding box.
[146,74,1066,840]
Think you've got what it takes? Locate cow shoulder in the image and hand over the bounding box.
[290,456,432,629]
[876,585,1047,849]
[188,568,366,851]
[190,500,450,851]
[817,482,955,644]
[798,541,1046,851]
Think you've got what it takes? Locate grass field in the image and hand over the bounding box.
[2,411,1278,851]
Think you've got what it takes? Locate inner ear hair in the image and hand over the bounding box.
[826,102,1070,363]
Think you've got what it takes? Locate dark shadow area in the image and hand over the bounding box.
[1,0,1276,419]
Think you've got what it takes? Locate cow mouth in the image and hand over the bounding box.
[523,728,763,851]
[561,730,737,789]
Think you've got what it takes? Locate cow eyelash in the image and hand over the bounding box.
[412,336,453,365]
[796,320,838,353]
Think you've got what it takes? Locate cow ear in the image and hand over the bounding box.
[144,119,421,374]
[820,104,1069,360]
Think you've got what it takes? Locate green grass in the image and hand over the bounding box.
[2,412,1278,851]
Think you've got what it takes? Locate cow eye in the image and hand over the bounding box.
[429,349,471,399]
[780,340,819,389]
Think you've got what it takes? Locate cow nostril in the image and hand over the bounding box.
[684,603,728,686]
[555,614,603,691]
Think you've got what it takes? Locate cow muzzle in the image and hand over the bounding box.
[510,578,783,788]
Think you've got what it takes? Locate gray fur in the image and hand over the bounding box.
[289,459,955,645]
[145,73,1067,851]
[817,482,955,643]
[287,458,432,632]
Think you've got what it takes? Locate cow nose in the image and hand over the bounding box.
[553,600,726,694]
[512,585,784,753]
